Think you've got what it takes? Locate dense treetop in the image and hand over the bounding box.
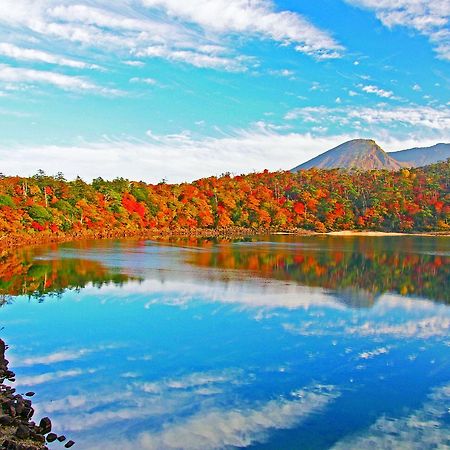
[0,161,448,243]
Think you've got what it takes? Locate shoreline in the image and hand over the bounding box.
[1,228,448,256]
[325,230,450,237]
[0,340,74,449]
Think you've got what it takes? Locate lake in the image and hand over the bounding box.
[0,235,449,450]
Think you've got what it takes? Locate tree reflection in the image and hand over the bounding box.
[0,246,134,301]
[182,236,449,303]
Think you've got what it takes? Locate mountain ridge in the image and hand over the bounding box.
[292,139,450,171]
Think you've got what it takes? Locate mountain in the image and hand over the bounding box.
[291,139,404,171]
[388,143,450,167]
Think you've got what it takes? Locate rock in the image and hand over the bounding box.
[2,439,17,450]
[0,414,14,425]
[46,432,58,442]
[38,416,52,434]
[65,441,75,448]
[22,405,34,419]
[15,423,31,439]
[57,435,67,442]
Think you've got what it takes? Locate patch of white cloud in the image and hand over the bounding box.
[332,383,450,449]
[360,83,394,98]
[0,64,121,94]
[0,42,101,69]
[130,77,157,85]
[346,0,450,60]
[141,0,343,59]
[285,105,450,132]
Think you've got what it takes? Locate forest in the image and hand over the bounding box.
[0,160,449,248]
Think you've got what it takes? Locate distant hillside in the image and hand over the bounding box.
[292,139,404,171]
[389,143,450,167]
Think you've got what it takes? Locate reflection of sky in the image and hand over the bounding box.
[1,238,449,449]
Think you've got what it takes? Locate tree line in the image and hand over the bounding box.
[0,160,448,242]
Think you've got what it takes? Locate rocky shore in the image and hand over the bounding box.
[0,339,74,450]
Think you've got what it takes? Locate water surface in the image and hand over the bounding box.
[0,235,449,449]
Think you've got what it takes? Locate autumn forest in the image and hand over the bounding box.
[0,160,449,249]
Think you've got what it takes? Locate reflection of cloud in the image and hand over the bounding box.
[347,317,450,339]
[332,383,450,449]
[93,277,344,311]
[17,349,91,366]
[358,347,390,360]
[138,370,240,394]
[90,385,339,450]
[11,343,122,367]
[17,369,90,386]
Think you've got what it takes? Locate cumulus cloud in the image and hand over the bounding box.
[360,84,394,98]
[346,0,450,60]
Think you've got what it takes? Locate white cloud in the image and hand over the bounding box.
[346,0,450,60]
[0,42,100,69]
[269,69,295,77]
[0,64,121,94]
[360,84,394,98]
[285,105,450,132]
[141,0,343,59]
[130,77,157,85]
[1,112,448,182]
[0,128,360,183]
[0,0,343,76]
[123,60,145,67]
[134,46,249,72]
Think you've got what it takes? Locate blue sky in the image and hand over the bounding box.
[0,0,449,182]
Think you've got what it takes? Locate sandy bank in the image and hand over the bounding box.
[327,230,449,237]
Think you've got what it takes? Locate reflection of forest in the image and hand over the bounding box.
[181,236,450,304]
[0,237,448,305]
[0,246,133,301]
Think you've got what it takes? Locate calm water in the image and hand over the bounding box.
[0,235,449,450]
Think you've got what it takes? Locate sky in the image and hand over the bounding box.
[0,0,449,182]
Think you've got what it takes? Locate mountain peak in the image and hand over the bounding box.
[292,139,403,171]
